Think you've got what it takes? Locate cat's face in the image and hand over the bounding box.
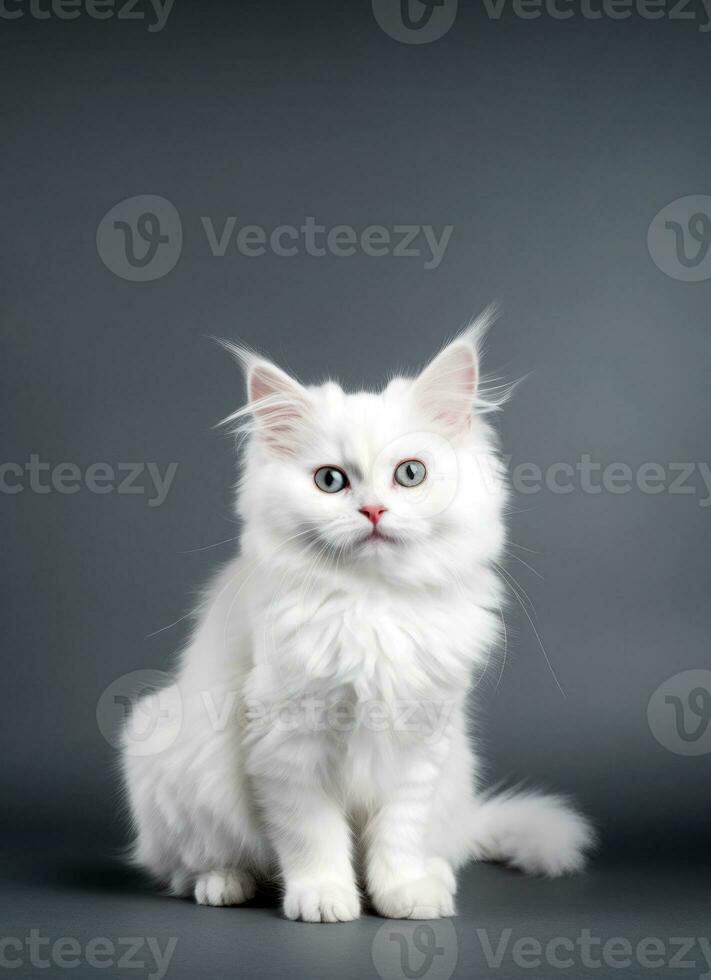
[230,312,506,582]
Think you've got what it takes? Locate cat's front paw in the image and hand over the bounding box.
[373,874,456,920]
[283,880,361,923]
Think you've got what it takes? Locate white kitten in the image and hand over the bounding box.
[122,308,594,922]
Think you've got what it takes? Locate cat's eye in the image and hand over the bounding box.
[314,466,348,493]
[394,459,427,487]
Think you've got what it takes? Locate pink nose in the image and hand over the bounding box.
[359,505,387,527]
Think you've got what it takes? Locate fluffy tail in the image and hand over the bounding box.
[469,790,595,877]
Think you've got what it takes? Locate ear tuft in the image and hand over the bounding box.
[412,305,499,434]
[215,340,311,456]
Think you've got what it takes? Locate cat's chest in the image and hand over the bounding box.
[256,581,489,701]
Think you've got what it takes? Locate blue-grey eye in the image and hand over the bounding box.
[314,466,348,493]
[394,460,427,487]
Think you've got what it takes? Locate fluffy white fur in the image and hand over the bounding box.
[122,309,594,921]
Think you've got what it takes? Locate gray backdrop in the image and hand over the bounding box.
[2,2,710,978]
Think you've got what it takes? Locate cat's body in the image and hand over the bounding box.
[123,311,593,921]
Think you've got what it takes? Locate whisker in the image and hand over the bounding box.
[503,548,543,580]
[492,560,566,699]
[493,560,535,615]
[180,535,241,555]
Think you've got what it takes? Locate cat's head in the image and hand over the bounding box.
[223,308,508,586]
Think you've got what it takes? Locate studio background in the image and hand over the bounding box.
[2,2,709,978]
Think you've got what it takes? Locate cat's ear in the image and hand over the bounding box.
[217,342,312,456]
[412,306,496,435]
[245,357,313,456]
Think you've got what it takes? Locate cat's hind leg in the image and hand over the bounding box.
[122,685,270,901]
[193,869,257,906]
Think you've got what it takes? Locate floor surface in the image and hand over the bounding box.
[2,838,708,980]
